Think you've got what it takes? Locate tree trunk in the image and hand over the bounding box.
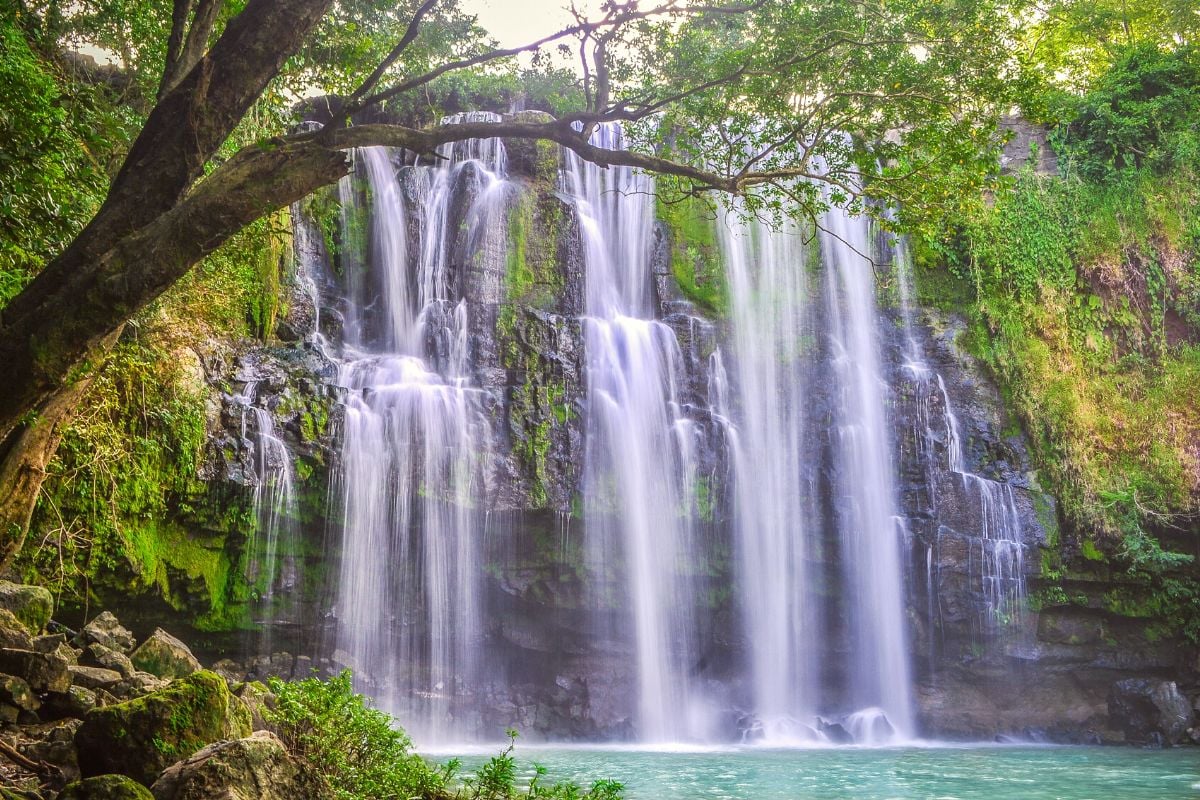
[0,140,350,569]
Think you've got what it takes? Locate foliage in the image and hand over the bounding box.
[617,0,1015,234]
[266,672,625,800]
[1019,0,1200,92]
[915,40,1200,638]
[265,671,448,800]
[0,15,116,306]
[1055,44,1200,179]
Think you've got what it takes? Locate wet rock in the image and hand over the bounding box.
[209,659,243,684]
[85,644,134,678]
[0,610,35,651]
[1108,678,1195,746]
[75,670,253,786]
[150,731,330,800]
[69,666,124,691]
[0,582,53,635]
[19,718,83,785]
[0,648,71,693]
[80,613,137,655]
[232,682,274,731]
[60,775,154,800]
[129,629,201,680]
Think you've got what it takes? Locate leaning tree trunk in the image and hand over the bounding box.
[0,0,337,568]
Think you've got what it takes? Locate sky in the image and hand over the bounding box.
[460,0,590,49]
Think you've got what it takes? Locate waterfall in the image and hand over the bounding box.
[239,383,299,654]
[893,242,1026,638]
[715,209,821,739]
[332,113,507,743]
[822,208,914,738]
[565,122,712,742]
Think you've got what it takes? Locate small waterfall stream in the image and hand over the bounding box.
[893,243,1026,636]
[239,383,299,655]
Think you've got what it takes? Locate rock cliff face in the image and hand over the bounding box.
[158,120,1197,744]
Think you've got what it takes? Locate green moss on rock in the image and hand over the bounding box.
[59,775,154,800]
[0,581,53,634]
[76,670,252,786]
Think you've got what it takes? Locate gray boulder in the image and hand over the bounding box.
[1108,678,1195,745]
[0,647,71,693]
[0,674,39,713]
[85,643,135,678]
[130,629,201,680]
[80,612,137,655]
[0,609,34,650]
[69,665,124,691]
[75,670,252,786]
[150,731,331,800]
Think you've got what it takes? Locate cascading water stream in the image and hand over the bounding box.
[332,113,507,744]
[238,383,299,655]
[893,242,1026,635]
[566,123,712,742]
[821,209,914,739]
[714,209,821,740]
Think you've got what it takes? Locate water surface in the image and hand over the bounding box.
[447,745,1200,799]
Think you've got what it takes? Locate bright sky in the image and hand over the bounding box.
[460,0,591,49]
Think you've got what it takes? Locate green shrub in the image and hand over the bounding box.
[265,672,625,800]
[1057,44,1200,179]
[266,671,448,800]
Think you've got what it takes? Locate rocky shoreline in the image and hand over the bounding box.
[0,582,329,799]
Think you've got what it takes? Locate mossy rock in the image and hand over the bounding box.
[150,731,332,800]
[129,629,201,680]
[0,581,53,634]
[60,775,155,800]
[75,670,253,786]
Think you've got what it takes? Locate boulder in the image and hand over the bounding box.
[150,731,331,800]
[69,665,124,691]
[0,648,71,693]
[86,644,134,677]
[80,613,136,655]
[0,674,39,713]
[1108,678,1195,746]
[41,685,98,719]
[0,609,34,650]
[130,630,201,680]
[232,682,274,731]
[0,582,53,635]
[75,670,253,786]
[209,659,243,684]
[60,775,154,800]
[19,718,83,784]
[110,671,168,700]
